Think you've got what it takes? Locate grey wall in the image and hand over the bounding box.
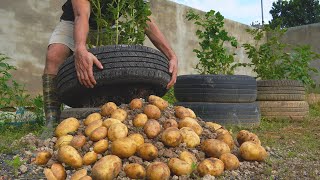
[0,0,262,96]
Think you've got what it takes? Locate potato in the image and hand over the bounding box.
[93,139,109,154]
[129,98,143,109]
[219,153,240,170]
[197,158,224,177]
[85,120,103,137]
[84,113,102,126]
[206,122,222,131]
[108,123,128,141]
[110,108,127,122]
[161,127,182,147]
[216,128,229,135]
[44,168,58,180]
[51,163,66,180]
[186,108,196,118]
[133,113,148,127]
[180,127,200,148]
[55,117,80,137]
[174,106,192,119]
[179,151,197,165]
[163,119,178,130]
[136,143,158,161]
[101,102,117,116]
[128,133,145,147]
[70,135,86,149]
[144,105,161,119]
[83,151,98,165]
[239,141,268,161]
[237,130,261,145]
[111,137,137,158]
[144,120,161,139]
[148,95,169,111]
[55,135,73,149]
[58,145,83,168]
[124,163,146,179]
[216,131,234,150]
[79,176,92,180]
[103,118,122,129]
[146,162,170,180]
[201,139,230,158]
[35,151,52,165]
[90,126,108,142]
[178,117,203,135]
[70,169,87,180]
[92,155,122,180]
[168,158,193,176]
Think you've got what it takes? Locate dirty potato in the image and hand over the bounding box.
[129,98,143,110]
[83,151,98,165]
[101,102,117,116]
[168,158,193,176]
[55,117,80,137]
[206,122,222,131]
[180,127,200,148]
[70,169,87,180]
[79,176,92,180]
[84,120,103,137]
[55,135,73,149]
[102,118,121,129]
[219,153,240,170]
[51,163,66,180]
[179,151,197,165]
[146,162,170,180]
[44,168,58,180]
[186,108,196,118]
[161,127,182,147]
[136,143,158,161]
[57,145,82,168]
[237,130,261,145]
[144,105,161,119]
[35,151,52,165]
[163,119,178,130]
[133,113,148,127]
[174,106,192,119]
[124,163,146,179]
[239,141,267,161]
[201,139,230,158]
[93,139,109,154]
[148,95,169,111]
[90,126,108,142]
[216,131,235,150]
[144,119,161,139]
[178,117,203,135]
[128,133,145,147]
[197,158,224,177]
[111,108,127,122]
[91,155,122,180]
[111,137,137,158]
[107,123,128,141]
[70,135,86,149]
[84,113,102,126]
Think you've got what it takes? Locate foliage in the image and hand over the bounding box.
[186,10,238,75]
[241,26,320,87]
[162,88,177,105]
[89,0,151,46]
[269,0,320,28]
[5,156,25,176]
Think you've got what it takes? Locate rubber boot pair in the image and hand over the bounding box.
[41,74,61,139]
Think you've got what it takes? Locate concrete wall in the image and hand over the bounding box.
[280,23,320,84]
[0,0,261,96]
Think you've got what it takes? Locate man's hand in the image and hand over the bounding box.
[74,48,103,88]
[167,57,178,89]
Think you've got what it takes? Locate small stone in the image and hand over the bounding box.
[25,151,33,156]
[265,146,271,151]
[202,174,215,180]
[231,171,239,176]
[51,137,57,142]
[43,139,51,147]
[172,175,179,180]
[19,165,28,173]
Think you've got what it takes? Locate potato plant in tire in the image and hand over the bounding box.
[57,45,170,108]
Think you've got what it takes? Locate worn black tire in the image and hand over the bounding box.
[174,75,257,103]
[56,45,171,108]
[259,101,309,121]
[257,80,306,101]
[175,102,261,127]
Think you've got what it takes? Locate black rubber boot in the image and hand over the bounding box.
[40,74,61,139]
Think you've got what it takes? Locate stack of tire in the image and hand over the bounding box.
[257,80,309,121]
[174,75,261,127]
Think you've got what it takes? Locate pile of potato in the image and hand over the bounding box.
[34,95,268,180]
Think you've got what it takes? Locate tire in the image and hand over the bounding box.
[258,101,309,121]
[175,102,261,127]
[56,45,171,108]
[257,80,306,101]
[174,75,257,103]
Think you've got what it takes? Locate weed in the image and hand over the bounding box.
[4,156,25,176]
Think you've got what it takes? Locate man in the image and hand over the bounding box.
[42,0,178,126]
